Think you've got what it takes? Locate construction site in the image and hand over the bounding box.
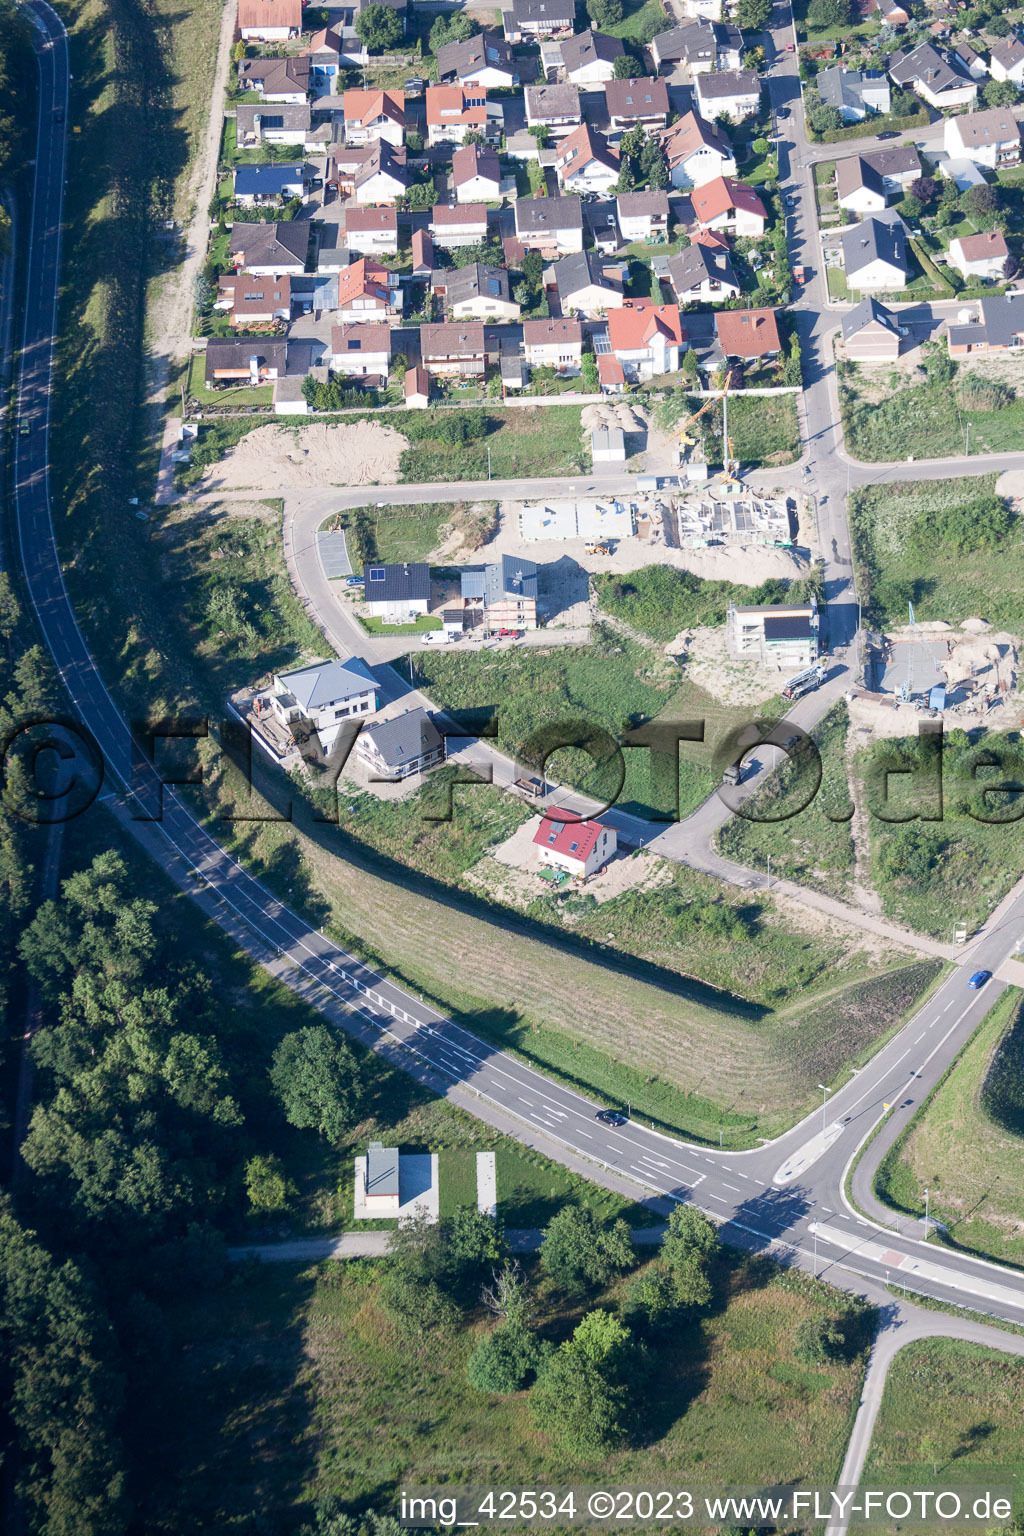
[853,619,1022,735]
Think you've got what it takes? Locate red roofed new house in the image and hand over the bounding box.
[691,176,767,238]
[335,259,400,321]
[533,816,618,878]
[607,302,686,381]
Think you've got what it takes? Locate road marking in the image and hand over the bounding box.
[707,1193,728,1204]
[915,1032,925,1042]
[518,1097,533,1106]
[722,1182,742,1193]
[576,1129,592,1138]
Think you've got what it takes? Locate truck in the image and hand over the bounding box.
[781,664,826,701]
[722,760,743,787]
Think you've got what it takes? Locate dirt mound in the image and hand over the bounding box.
[962,616,993,634]
[205,422,408,490]
[581,401,647,437]
[671,542,808,583]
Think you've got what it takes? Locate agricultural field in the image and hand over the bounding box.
[848,475,1024,631]
[875,989,1024,1267]
[864,1338,1024,1487]
[157,1250,870,1527]
[716,704,856,901]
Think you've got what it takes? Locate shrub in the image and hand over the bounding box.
[466,1321,546,1392]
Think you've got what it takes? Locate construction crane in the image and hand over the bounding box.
[675,370,740,489]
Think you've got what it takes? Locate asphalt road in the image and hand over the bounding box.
[15,0,1024,1361]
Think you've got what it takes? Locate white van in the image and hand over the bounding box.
[421,630,453,646]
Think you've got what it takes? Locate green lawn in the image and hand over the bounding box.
[320,502,498,570]
[605,0,669,40]
[157,1249,870,1526]
[357,613,442,635]
[865,1338,1024,1490]
[876,989,1024,1267]
[842,375,1024,462]
[594,564,814,645]
[186,351,274,406]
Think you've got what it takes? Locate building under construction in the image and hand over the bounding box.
[676,491,793,549]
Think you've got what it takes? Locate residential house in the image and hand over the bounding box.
[343,206,399,255]
[694,70,760,123]
[607,301,685,379]
[947,290,1024,354]
[585,199,620,253]
[237,0,301,41]
[363,562,432,623]
[515,193,585,254]
[436,29,519,88]
[840,296,903,360]
[554,249,625,316]
[237,55,310,101]
[504,0,576,42]
[650,20,742,74]
[836,154,889,213]
[267,658,378,750]
[555,124,620,193]
[215,273,292,325]
[329,323,393,380]
[430,202,489,249]
[877,0,910,25]
[944,107,1021,168]
[335,258,401,321]
[841,212,910,291]
[596,353,626,392]
[727,601,820,670]
[615,190,669,243]
[949,229,1013,281]
[405,366,430,407]
[691,176,767,237]
[343,88,405,146]
[988,35,1024,83]
[817,65,891,121]
[953,40,988,80]
[665,241,740,302]
[425,84,489,146]
[605,76,670,132]
[452,142,502,201]
[419,322,488,376]
[353,141,409,204]
[460,554,539,631]
[232,163,315,207]
[326,145,376,196]
[522,316,583,368]
[228,220,310,274]
[678,0,723,16]
[889,42,978,109]
[235,103,313,149]
[533,816,617,878]
[443,262,521,320]
[558,28,624,84]
[525,82,583,134]
[303,27,345,92]
[658,110,736,189]
[204,336,314,389]
[411,227,434,276]
[714,307,781,359]
[355,710,445,780]
[860,143,921,193]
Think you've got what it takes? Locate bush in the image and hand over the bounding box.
[467,1321,546,1392]
[379,1270,462,1335]
[794,1315,845,1363]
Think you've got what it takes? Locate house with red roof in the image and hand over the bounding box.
[425,84,490,146]
[597,353,626,393]
[335,259,401,322]
[533,816,617,878]
[343,89,406,147]
[714,307,781,359]
[607,302,686,381]
[691,176,767,238]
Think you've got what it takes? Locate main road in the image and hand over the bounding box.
[15,0,1024,1395]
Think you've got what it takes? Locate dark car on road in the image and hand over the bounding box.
[968,970,991,989]
[596,1109,628,1127]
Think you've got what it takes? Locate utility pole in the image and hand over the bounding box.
[818,1082,831,1141]
[924,1186,930,1235]
[766,853,771,888]
[487,444,491,480]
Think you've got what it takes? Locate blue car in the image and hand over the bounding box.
[968,970,992,990]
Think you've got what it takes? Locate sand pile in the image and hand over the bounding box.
[670,542,808,584]
[204,422,408,490]
[581,401,647,437]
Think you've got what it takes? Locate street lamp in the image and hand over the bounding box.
[766,853,771,888]
[923,1186,931,1235]
[817,1082,831,1141]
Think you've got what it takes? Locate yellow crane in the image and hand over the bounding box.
[675,370,740,486]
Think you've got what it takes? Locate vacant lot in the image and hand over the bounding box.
[158,1252,868,1527]
[321,501,498,569]
[877,989,1024,1267]
[658,394,800,469]
[865,1338,1024,1486]
[595,564,817,646]
[848,475,1024,631]
[843,375,1024,463]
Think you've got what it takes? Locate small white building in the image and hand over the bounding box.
[363,1142,400,1213]
[943,107,1021,169]
[533,815,617,878]
[989,35,1024,83]
[948,230,1013,282]
[591,426,626,462]
[364,561,432,623]
[694,69,760,124]
[522,317,583,369]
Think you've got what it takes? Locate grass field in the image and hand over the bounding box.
[156,1250,869,1526]
[716,703,856,901]
[848,475,1024,631]
[864,1338,1024,1489]
[876,989,1024,1267]
[657,394,800,469]
[594,564,814,645]
[843,377,1024,463]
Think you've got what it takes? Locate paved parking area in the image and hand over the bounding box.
[317,528,352,578]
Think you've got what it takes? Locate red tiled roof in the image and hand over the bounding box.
[431,201,488,224]
[343,88,405,126]
[532,815,606,861]
[597,354,625,385]
[714,306,781,357]
[452,142,501,185]
[955,229,1010,261]
[237,0,301,29]
[691,176,766,224]
[336,258,391,309]
[344,206,399,231]
[426,84,488,126]
[607,301,684,351]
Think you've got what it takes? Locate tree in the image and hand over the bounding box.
[482,1259,534,1325]
[898,193,922,222]
[467,1320,546,1391]
[623,1264,678,1337]
[681,346,699,382]
[982,77,1019,107]
[540,1206,635,1294]
[356,2,402,50]
[581,353,600,391]
[962,181,1000,226]
[429,10,473,51]
[587,0,623,25]
[735,0,771,28]
[808,99,844,135]
[269,1025,362,1141]
[530,1311,644,1453]
[806,0,851,25]
[987,11,1011,32]
[613,52,641,78]
[445,1204,506,1297]
[245,1153,296,1214]
[403,177,436,210]
[661,1204,718,1314]
[909,175,937,206]
[794,1313,846,1363]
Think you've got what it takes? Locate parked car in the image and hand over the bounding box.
[968,969,991,990]
[421,630,453,645]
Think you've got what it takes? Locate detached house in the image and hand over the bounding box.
[525,82,583,135]
[533,816,617,879]
[841,297,903,361]
[607,302,685,380]
[452,143,502,201]
[420,322,488,376]
[233,163,315,207]
[236,103,314,149]
[691,176,767,238]
[817,66,891,122]
[237,55,310,101]
[714,307,781,360]
[237,0,301,41]
[559,28,624,84]
[947,291,1024,355]
[228,220,310,274]
[504,0,576,42]
[355,709,445,781]
[555,124,620,193]
[329,324,393,381]
[343,206,399,255]
[363,563,432,623]
[944,107,1021,169]
[343,88,405,146]
[461,554,539,631]
[989,35,1024,83]
[515,193,585,254]
[650,20,742,74]
[215,273,292,325]
[554,249,626,317]
[949,229,1014,282]
[694,70,760,123]
[658,111,736,189]
[267,658,378,752]
[666,241,740,303]
[616,190,669,243]
[605,76,670,132]
[425,85,489,147]
[841,212,910,292]
[522,316,583,369]
[437,29,519,88]
[353,141,409,205]
[889,42,977,109]
[443,263,521,321]
[836,155,889,213]
[430,202,489,249]
[335,258,402,321]
[204,339,315,388]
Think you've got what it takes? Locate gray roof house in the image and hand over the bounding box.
[840,296,903,359]
[666,240,740,301]
[888,42,978,107]
[553,249,624,313]
[817,66,891,121]
[948,291,1024,354]
[559,27,624,79]
[275,656,377,714]
[841,212,909,291]
[355,708,445,779]
[228,220,311,271]
[363,561,432,613]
